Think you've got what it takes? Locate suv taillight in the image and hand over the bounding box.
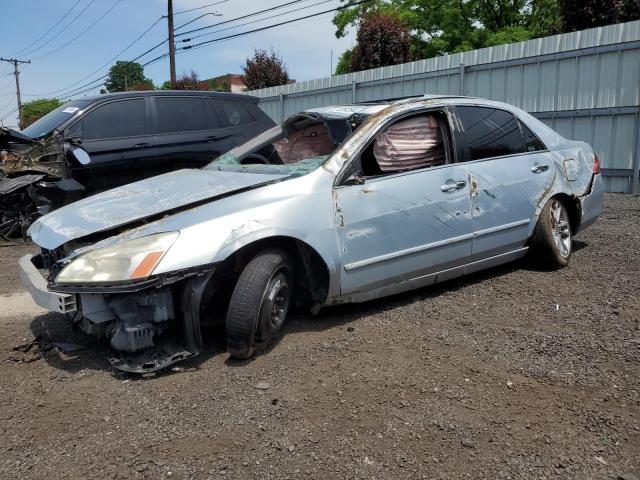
[593,154,601,175]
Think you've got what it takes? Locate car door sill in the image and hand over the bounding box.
[335,247,529,304]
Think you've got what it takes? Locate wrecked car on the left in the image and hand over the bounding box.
[0,91,275,240]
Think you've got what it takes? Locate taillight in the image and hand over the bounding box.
[593,154,601,175]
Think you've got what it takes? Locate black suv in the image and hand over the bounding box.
[0,91,275,239]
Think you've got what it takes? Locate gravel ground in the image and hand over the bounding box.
[0,193,638,480]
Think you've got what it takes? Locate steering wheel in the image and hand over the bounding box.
[241,154,270,165]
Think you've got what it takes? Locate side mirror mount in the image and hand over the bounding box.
[68,146,91,166]
[65,136,83,146]
[344,172,366,186]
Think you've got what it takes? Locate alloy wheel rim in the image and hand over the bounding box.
[550,200,571,258]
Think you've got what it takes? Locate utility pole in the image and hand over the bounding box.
[167,0,176,86]
[1,57,30,130]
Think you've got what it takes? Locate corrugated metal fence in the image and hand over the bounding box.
[246,20,640,194]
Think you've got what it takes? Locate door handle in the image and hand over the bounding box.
[133,142,151,149]
[531,164,549,173]
[441,180,467,192]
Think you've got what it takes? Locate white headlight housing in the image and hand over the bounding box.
[55,232,179,284]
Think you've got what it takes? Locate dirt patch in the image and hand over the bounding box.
[0,193,638,479]
[0,242,36,295]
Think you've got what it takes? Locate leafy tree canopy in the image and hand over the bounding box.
[171,70,203,90]
[333,0,637,72]
[350,11,412,72]
[22,98,63,128]
[242,48,289,91]
[104,61,153,93]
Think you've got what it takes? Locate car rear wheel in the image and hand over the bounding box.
[532,197,572,268]
[225,249,292,359]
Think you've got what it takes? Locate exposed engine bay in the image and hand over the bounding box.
[0,127,82,241]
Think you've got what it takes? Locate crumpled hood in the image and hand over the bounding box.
[29,168,287,250]
[0,127,33,148]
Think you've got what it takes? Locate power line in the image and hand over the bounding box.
[42,0,368,100]
[0,58,30,129]
[20,0,98,57]
[32,0,124,61]
[10,0,83,56]
[24,17,163,98]
[180,0,371,52]
[0,106,19,124]
[180,0,334,43]
[142,0,371,68]
[173,0,229,15]
[174,0,315,38]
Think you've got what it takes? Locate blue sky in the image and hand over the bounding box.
[0,0,356,128]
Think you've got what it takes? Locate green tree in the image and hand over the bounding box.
[242,48,289,90]
[22,98,63,127]
[104,61,152,93]
[350,11,412,72]
[558,0,639,32]
[332,0,565,59]
[335,48,353,74]
[172,70,202,90]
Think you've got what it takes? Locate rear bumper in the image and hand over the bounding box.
[18,254,76,314]
[577,174,605,234]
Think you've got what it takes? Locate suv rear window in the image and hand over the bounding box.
[155,97,209,133]
[216,100,254,127]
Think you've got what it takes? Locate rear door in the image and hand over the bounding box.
[148,95,231,172]
[211,99,261,147]
[452,105,553,262]
[65,97,154,191]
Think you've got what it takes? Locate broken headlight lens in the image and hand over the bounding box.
[55,232,179,284]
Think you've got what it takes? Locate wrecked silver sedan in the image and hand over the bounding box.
[19,96,604,372]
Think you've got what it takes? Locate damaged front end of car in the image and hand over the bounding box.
[26,232,218,373]
[0,127,80,241]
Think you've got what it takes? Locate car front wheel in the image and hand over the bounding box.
[532,197,572,268]
[225,249,293,359]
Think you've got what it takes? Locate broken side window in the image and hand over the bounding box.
[372,114,446,172]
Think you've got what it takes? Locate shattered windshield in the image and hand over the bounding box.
[21,100,91,138]
[207,113,367,177]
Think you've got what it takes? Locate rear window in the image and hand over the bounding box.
[456,106,525,161]
[216,100,255,127]
[155,97,209,133]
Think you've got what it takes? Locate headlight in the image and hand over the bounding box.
[56,232,179,284]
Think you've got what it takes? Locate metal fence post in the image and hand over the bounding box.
[352,80,357,103]
[633,113,640,195]
[459,63,466,96]
[279,93,285,122]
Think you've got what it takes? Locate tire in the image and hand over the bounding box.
[531,197,572,268]
[226,249,293,359]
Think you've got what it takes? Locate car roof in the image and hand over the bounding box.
[75,90,258,104]
[303,95,478,118]
[306,94,568,150]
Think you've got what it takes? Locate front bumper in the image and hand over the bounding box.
[18,254,76,314]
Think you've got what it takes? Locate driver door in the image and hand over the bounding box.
[334,109,473,298]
